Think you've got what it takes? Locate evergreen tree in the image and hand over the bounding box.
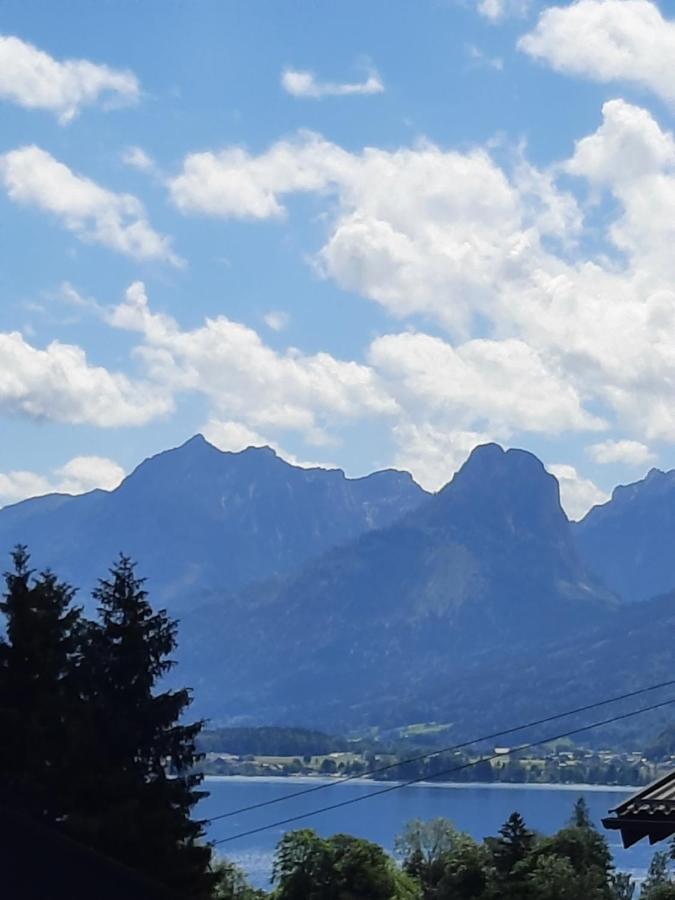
[73,555,215,897]
[571,796,593,829]
[0,546,83,820]
[488,811,535,876]
[643,852,672,896]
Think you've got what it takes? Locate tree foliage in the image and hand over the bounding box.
[0,547,83,819]
[642,851,674,898]
[75,555,214,896]
[0,548,220,898]
[273,828,420,900]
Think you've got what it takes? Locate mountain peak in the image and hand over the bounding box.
[0,435,427,611]
[444,443,555,498]
[576,463,675,601]
[177,434,278,459]
[421,442,566,542]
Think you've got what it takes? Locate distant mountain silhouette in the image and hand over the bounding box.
[178,444,617,728]
[0,435,427,610]
[574,467,675,602]
[6,435,674,740]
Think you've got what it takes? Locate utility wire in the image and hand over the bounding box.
[208,676,675,823]
[212,692,675,845]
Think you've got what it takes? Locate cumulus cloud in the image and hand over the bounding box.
[201,418,328,468]
[0,34,139,123]
[369,332,603,435]
[0,329,171,426]
[519,0,675,107]
[0,146,181,264]
[108,282,396,445]
[548,463,609,520]
[168,102,675,460]
[54,455,125,493]
[0,455,124,508]
[202,419,268,452]
[587,439,655,466]
[169,132,351,219]
[169,133,578,332]
[391,422,491,492]
[281,67,384,98]
[107,282,606,457]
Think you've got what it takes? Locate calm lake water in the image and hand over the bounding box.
[200,777,655,890]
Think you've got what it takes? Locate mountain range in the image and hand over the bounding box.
[1,435,674,742]
[0,435,426,611]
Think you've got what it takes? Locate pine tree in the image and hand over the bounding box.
[490,811,535,875]
[0,546,83,821]
[75,555,215,898]
[570,797,593,829]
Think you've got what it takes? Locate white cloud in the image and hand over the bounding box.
[478,0,530,21]
[170,133,577,332]
[0,328,171,426]
[0,470,50,506]
[391,422,491,491]
[0,34,139,124]
[202,419,268,452]
[369,332,603,435]
[108,282,396,444]
[263,310,289,331]
[0,146,181,264]
[565,99,675,186]
[121,146,155,173]
[201,418,328,469]
[548,463,609,520]
[519,0,675,106]
[0,455,124,508]
[281,67,384,99]
[169,132,351,219]
[109,283,603,453]
[168,103,675,451]
[587,439,655,466]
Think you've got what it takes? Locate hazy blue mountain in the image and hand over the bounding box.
[574,467,675,602]
[0,435,427,610]
[178,444,617,728]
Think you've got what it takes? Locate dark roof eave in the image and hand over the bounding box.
[602,815,675,849]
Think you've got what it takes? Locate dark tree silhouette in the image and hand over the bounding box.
[73,555,216,897]
[0,546,83,820]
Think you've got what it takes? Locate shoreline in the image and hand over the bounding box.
[204,774,637,793]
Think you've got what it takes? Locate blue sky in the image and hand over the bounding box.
[2,0,675,518]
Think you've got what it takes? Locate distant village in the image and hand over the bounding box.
[200,741,666,787]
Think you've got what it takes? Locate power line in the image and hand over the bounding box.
[208,676,675,823]
[211,693,675,845]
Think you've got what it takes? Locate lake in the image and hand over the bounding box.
[200,777,655,890]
